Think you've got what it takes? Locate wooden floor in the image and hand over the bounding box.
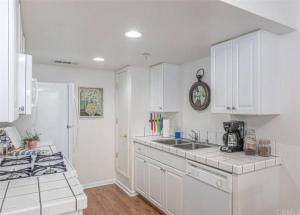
[84,184,162,215]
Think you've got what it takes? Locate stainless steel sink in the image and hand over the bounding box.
[172,143,212,150]
[153,139,215,150]
[153,139,190,145]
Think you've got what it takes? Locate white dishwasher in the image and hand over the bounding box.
[183,160,233,215]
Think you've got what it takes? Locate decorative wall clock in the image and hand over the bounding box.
[189,68,210,111]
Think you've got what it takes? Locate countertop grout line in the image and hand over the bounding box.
[37,177,43,215]
[0,181,10,213]
[63,173,77,211]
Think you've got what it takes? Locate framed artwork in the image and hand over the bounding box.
[79,87,103,118]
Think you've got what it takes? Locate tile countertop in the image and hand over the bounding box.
[133,136,282,175]
[0,145,87,215]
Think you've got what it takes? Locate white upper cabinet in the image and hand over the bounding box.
[211,40,232,113]
[150,63,180,112]
[232,32,259,114]
[211,30,280,115]
[0,0,19,122]
[0,0,30,122]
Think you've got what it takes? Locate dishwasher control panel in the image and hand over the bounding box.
[186,160,232,193]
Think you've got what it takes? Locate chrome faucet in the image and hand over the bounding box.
[189,130,199,142]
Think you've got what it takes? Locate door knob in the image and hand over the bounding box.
[121,134,128,138]
[232,106,236,110]
[226,106,231,110]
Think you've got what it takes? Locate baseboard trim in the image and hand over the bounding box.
[115,179,137,197]
[82,179,115,189]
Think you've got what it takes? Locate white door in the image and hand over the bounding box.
[150,64,163,112]
[165,169,183,215]
[232,32,259,114]
[211,41,232,113]
[135,156,147,196]
[115,71,129,178]
[33,83,72,159]
[148,162,164,210]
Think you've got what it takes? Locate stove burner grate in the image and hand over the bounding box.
[35,152,63,163]
[0,156,32,167]
[0,167,32,181]
[32,161,66,176]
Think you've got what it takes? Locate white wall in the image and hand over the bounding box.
[180,57,230,142]
[180,29,300,210]
[220,0,299,30]
[16,64,116,187]
[235,29,300,210]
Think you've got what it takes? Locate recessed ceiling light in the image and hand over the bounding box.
[93,57,105,62]
[125,30,142,38]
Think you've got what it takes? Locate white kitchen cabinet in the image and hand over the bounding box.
[211,40,232,113]
[134,156,148,196]
[232,32,259,114]
[148,162,165,210]
[134,143,184,215]
[211,30,280,115]
[0,0,29,122]
[0,0,19,122]
[150,63,180,112]
[164,167,183,215]
[115,66,149,193]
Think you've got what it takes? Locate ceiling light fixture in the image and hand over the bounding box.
[93,57,105,62]
[125,30,142,38]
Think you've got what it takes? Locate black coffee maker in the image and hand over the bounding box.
[220,121,245,153]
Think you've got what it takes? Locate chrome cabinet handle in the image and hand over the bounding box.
[232,106,236,110]
[226,106,231,110]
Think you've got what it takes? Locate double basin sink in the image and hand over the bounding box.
[153,139,215,150]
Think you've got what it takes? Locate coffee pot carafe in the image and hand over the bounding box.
[220,121,244,153]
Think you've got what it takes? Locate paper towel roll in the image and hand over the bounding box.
[163,119,170,138]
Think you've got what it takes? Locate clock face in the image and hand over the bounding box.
[192,85,206,105]
[189,82,210,111]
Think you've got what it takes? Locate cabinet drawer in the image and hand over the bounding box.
[135,143,149,156]
[149,147,186,172]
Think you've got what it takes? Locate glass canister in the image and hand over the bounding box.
[244,129,257,155]
[258,139,272,157]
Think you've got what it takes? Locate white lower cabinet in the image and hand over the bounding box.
[135,156,148,196]
[134,147,184,215]
[164,168,183,215]
[148,162,165,210]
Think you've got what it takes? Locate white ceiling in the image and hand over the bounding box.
[21,0,294,70]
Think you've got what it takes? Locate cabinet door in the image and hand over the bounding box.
[135,156,147,196]
[116,71,130,178]
[148,162,164,210]
[232,32,259,114]
[165,169,183,215]
[0,0,19,122]
[0,0,9,121]
[211,41,232,113]
[150,64,163,112]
